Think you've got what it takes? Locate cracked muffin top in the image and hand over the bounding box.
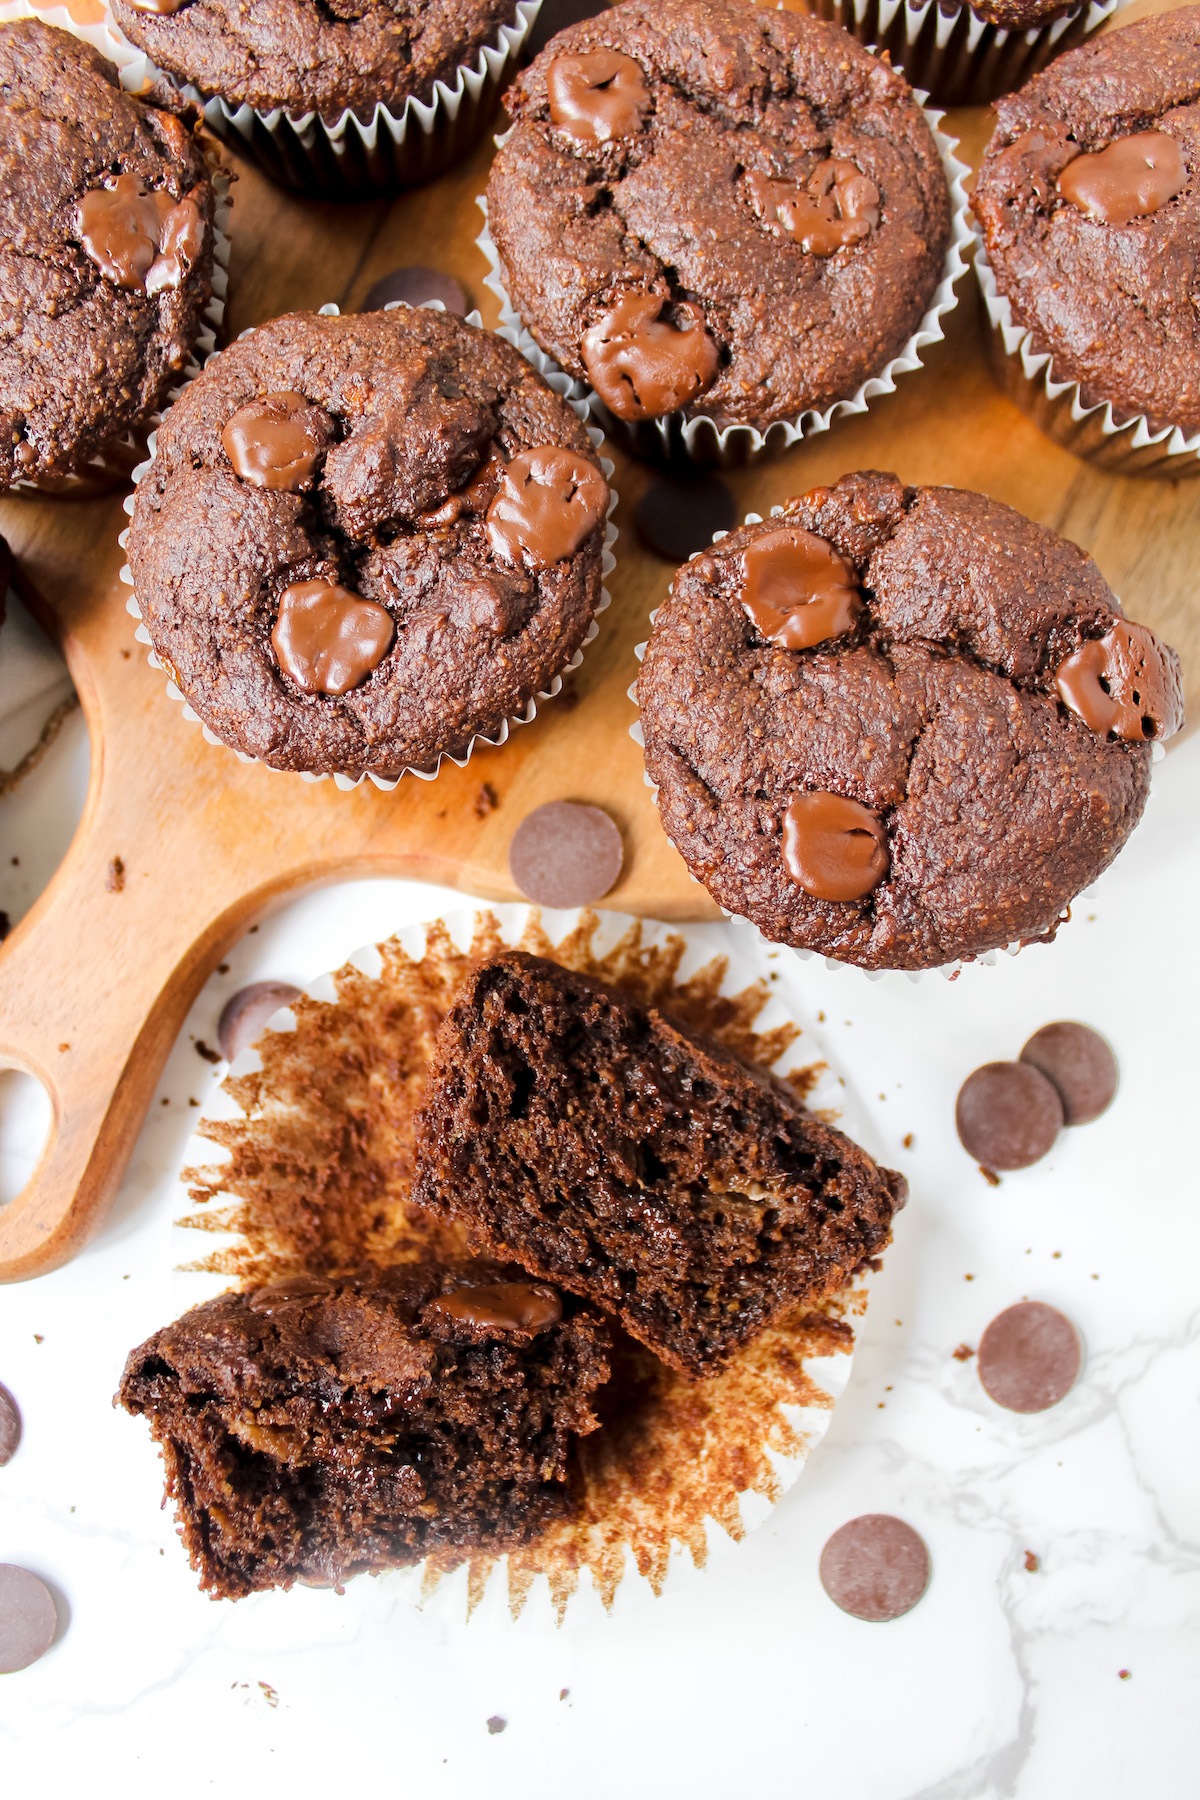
[110,0,518,120]
[637,471,1183,971]
[485,0,951,433]
[0,21,218,489]
[125,305,610,779]
[974,7,1200,435]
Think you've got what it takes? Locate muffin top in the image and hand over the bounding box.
[126,306,610,779]
[0,21,218,488]
[486,0,951,432]
[974,7,1200,435]
[637,471,1182,971]
[110,0,519,119]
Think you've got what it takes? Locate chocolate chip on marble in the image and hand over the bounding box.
[819,1515,930,1622]
[217,981,303,1064]
[634,472,737,561]
[977,1301,1081,1413]
[0,1384,20,1465]
[508,801,624,909]
[1019,1022,1118,1126]
[0,1565,57,1672]
[955,1061,1063,1171]
[361,266,467,317]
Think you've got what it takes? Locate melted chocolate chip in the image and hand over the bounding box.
[819,1516,930,1622]
[361,266,467,317]
[547,48,649,143]
[216,981,304,1064]
[582,292,718,422]
[955,1061,1063,1171]
[1056,622,1183,743]
[635,471,737,561]
[977,1301,1081,1413]
[747,159,880,255]
[508,800,624,907]
[741,526,861,650]
[271,580,394,697]
[426,1281,563,1334]
[0,1383,21,1466]
[1019,1022,1118,1126]
[221,392,330,492]
[485,447,608,569]
[419,442,506,528]
[247,1276,336,1315]
[77,174,204,295]
[0,1565,57,1673]
[1058,131,1185,226]
[782,792,888,902]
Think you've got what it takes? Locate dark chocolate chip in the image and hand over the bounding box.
[819,1515,930,1622]
[361,266,467,317]
[0,1384,20,1465]
[508,801,624,909]
[0,1565,57,1672]
[955,1061,1063,1171]
[634,472,737,561]
[977,1301,1081,1413]
[216,981,303,1064]
[1019,1022,1118,1126]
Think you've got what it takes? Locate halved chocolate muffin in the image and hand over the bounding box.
[124,305,610,777]
[117,1260,610,1598]
[636,471,1183,971]
[411,950,905,1377]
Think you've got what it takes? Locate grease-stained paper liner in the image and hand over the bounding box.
[476,90,972,470]
[974,236,1200,480]
[117,301,618,791]
[808,0,1128,108]
[0,0,231,497]
[627,508,1164,985]
[169,904,879,1624]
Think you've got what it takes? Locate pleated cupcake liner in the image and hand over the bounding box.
[117,301,618,791]
[807,0,1129,107]
[626,506,1163,984]
[171,901,875,1624]
[475,87,972,470]
[974,237,1200,480]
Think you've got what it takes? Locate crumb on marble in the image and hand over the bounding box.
[902,1132,914,1149]
[953,1343,974,1361]
[964,1274,974,1282]
[979,1166,1001,1187]
[1118,1669,1131,1680]
[1024,1550,1039,1572]
[258,1682,279,1708]
[486,1716,507,1735]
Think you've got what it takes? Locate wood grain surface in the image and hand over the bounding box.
[0,0,1194,1278]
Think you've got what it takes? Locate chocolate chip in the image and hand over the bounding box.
[361,266,467,317]
[508,801,624,909]
[955,1061,1063,1171]
[0,1565,57,1672]
[634,472,737,561]
[819,1515,930,1622]
[216,981,303,1064]
[1019,1022,1118,1126]
[426,1281,562,1335]
[0,1384,21,1465]
[977,1301,1081,1413]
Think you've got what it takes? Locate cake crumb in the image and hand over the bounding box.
[217,963,230,975]
[559,1688,569,1702]
[58,1042,69,1052]
[979,1166,1001,1187]
[473,781,499,818]
[33,1334,43,1344]
[106,856,125,892]
[195,1040,221,1064]
[161,1096,169,1106]
[953,1343,974,1361]
[1118,1669,1131,1680]
[486,1716,507,1735]
[902,1132,914,1149]
[1024,1550,1039,1572]
[258,1682,279,1708]
[964,1273,975,1281]
[817,1010,825,1022]
[1053,1250,1062,1259]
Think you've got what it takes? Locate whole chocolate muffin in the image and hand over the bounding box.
[111,0,519,120]
[486,0,952,434]
[637,471,1183,972]
[974,7,1200,435]
[0,21,220,490]
[125,306,610,778]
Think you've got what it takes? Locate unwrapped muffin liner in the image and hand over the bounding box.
[117,301,618,791]
[808,0,1128,107]
[974,236,1200,480]
[476,88,972,470]
[170,903,880,1624]
[0,0,231,496]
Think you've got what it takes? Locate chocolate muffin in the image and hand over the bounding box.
[485,0,952,435]
[974,7,1200,435]
[118,1260,610,1598]
[637,471,1183,972]
[124,306,610,778]
[411,951,905,1377]
[110,0,519,120]
[0,21,220,491]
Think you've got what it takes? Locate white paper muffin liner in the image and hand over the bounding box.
[0,0,231,496]
[117,301,618,790]
[476,87,972,470]
[627,507,1164,984]
[974,236,1200,481]
[169,902,881,1624]
[808,0,1128,107]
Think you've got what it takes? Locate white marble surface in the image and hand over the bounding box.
[0,651,1198,1793]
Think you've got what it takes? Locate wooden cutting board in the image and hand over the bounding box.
[0,0,1194,1280]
